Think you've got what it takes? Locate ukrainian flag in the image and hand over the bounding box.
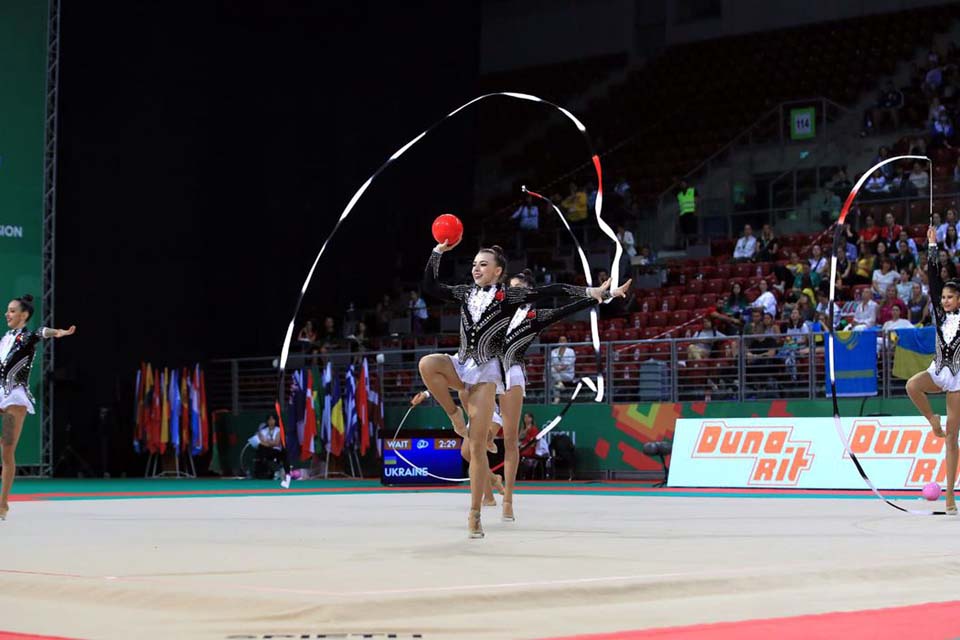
[892,326,935,380]
[825,330,878,397]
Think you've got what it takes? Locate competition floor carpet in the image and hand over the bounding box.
[1,479,959,640]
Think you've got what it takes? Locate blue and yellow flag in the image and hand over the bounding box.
[825,329,878,397]
[892,326,935,380]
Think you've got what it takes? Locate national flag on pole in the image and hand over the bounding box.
[197,365,209,453]
[169,369,181,452]
[357,359,370,455]
[160,369,170,454]
[825,329,878,397]
[321,362,333,453]
[345,365,357,449]
[150,365,162,455]
[892,326,936,380]
[134,366,144,453]
[330,370,345,457]
[190,373,202,456]
[180,368,190,453]
[301,369,318,460]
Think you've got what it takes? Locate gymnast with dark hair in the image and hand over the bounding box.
[493,268,631,521]
[906,227,960,515]
[419,240,608,538]
[1,294,76,520]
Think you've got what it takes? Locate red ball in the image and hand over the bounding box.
[432,214,463,245]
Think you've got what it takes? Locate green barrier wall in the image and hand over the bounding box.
[212,398,936,476]
[0,1,48,465]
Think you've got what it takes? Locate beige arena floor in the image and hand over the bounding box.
[1,485,958,640]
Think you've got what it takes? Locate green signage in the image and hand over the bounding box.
[790,106,816,140]
[0,1,48,466]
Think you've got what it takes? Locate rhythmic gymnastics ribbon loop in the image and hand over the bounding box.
[276,92,623,407]
[828,154,941,515]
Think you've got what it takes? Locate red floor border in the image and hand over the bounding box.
[538,599,960,640]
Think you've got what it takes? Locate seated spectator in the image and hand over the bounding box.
[297,319,318,351]
[891,165,916,197]
[907,282,930,325]
[808,244,828,277]
[733,224,758,262]
[931,113,955,149]
[807,311,831,340]
[859,215,880,246]
[870,83,903,133]
[793,263,820,303]
[826,167,853,199]
[723,282,750,319]
[908,162,930,195]
[743,306,764,333]
[786,251,805,277]
[814,290,841,327]
[928,97,946,125]
[842,223,858,260]
[854,241,876,284]
[852,287,878,330]
[550,336,577,403]
[409,290,428,334]
[896,269,914,302]
[375,296,393,335]
[251,413,292,484]
[895,240,916,272]
[511,196,539,231]
[937,210,956,243]
[347,321,370,359]
[910,136,928,155]
[617,223,637,260]
[879,212,902,245]
[863,171,889,197]
[836,251,854,286]
[943,225,960,259]
[636,245,653,266]
[757,224,779,262]
[519,413,549,479]
[561,182,588,223]
[871,258,899,298]
[882,304,914,333]
[320,316,339,346]
[780,308,810,380]
[898,230,918,261]
[745,312,780,394]
[877,284,909,324]
[751,278,778,318]
[686,317,725,360]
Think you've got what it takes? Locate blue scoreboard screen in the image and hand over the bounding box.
[380,429,464,486]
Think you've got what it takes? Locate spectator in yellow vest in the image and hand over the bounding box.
[676,179,698,240]
[561,182,588,222]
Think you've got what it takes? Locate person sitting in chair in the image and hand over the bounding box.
[252,413,292,488]
[519,413,550,479]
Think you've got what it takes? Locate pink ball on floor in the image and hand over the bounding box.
[291,470,302,480]
[922,482,941,501]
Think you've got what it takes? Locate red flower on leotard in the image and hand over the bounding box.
[527,310,536,319]
[495,289,505,301]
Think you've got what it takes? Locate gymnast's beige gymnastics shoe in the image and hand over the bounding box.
[946,502,957,516]
[491,474,504,496]
[448,408,468,439]
[486,430,498,454]
[502,500,515,523]
[468,509,484,538]
[280,474,291,489]
[0,505,8,521]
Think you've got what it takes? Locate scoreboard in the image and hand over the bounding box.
[380,429,465,486]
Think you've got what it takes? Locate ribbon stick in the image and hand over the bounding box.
[828,154,943,515]
[277,93,622,406]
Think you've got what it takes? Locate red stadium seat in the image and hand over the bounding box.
[686,279,705,295]
[671,310,692,325]
[715,264,732,279]
[649,312,668,327]
[602,329,621,342]
[678,294,699,310]
[660,295,678,311]
[733,263,753,278]
[629,312,649,328]
[704,279,725,294]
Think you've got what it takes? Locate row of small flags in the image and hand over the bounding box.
[281,358,383,460]
[134,363,209,456]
